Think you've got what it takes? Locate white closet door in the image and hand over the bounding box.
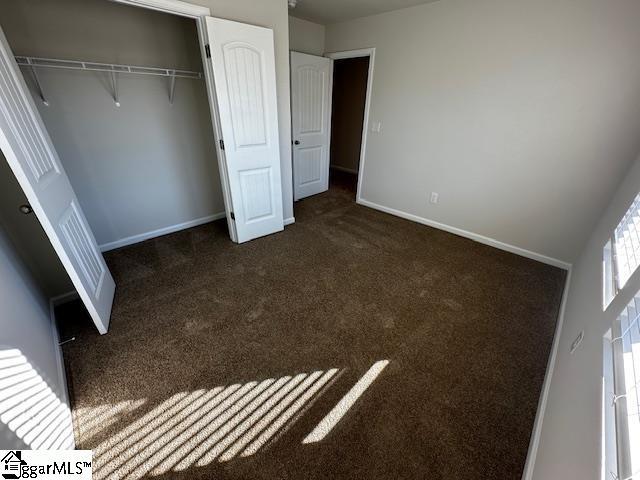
[0,27,114,334]
[205,17,284,243]
[291,52,332,201]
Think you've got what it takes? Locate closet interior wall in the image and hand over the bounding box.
[0,0,224,265]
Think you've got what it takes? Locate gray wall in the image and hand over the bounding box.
[0,0,226,249]
[531,155,640,479]
[289,16,325,56]
[325,0,640,264]
[0,154,72,297]
[0,225,71,449]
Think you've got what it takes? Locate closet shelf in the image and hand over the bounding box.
[15,56,203,106]
[15,56,203,79]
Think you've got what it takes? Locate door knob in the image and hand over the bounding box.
[19,204,33,215]
[294,140,300,145]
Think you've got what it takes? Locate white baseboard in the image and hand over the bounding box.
[357,198,571,270]
[49,297,76,449]
[330,165,359,175]
[284,217,296,226]
[99,212,226,252]
[521,270,572,480]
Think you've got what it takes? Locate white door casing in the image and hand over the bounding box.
[0,26,115,334]
[324,48,375,204]
[205,17,284,243]
[291,52,332,201]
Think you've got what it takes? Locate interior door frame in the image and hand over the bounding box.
[111,0,238,242]
[324,48,375,204]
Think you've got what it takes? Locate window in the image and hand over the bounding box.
[605,294,640,480]
[605,239,617,308]
[603,193,640,309]
[615,194,640,288]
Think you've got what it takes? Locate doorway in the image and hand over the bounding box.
[291,48,374,205]
[329,55,370,198]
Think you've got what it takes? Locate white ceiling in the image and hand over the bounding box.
[289,0,441,25]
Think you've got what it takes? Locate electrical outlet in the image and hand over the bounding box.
[430,192,439,204]
[371,121,382,133]
[570,331,584,354]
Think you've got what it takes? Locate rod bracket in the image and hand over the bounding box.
[26,58,48,106]
[169,73,177,105]
[110,71,120,107]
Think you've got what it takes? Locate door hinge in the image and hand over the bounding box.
[230,211,235,220]
[205,44,211,58]
[219,139,225,150]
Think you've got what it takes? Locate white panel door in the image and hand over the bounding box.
[205,17,284,243]
[291,52,332,201]
[0,27,114,334]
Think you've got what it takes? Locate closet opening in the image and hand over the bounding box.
[0,0,227,256]
[0,0,286,333]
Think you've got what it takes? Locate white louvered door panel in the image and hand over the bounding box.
[205,17,284,243]
[0,26,114,334]
[291,52,332,201]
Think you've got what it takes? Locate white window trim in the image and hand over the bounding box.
[605,238,619,310]
[605,298,640,480]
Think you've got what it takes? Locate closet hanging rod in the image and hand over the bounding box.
[14,56,203,80]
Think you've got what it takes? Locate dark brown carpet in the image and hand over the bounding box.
[57,170,566,480]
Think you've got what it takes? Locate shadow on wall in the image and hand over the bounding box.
[0,154,72,298]
[0,348,74,450]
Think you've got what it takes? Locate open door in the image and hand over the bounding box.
[205,17,284,243]
[290,52,332,201]
[0,27,114,334]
